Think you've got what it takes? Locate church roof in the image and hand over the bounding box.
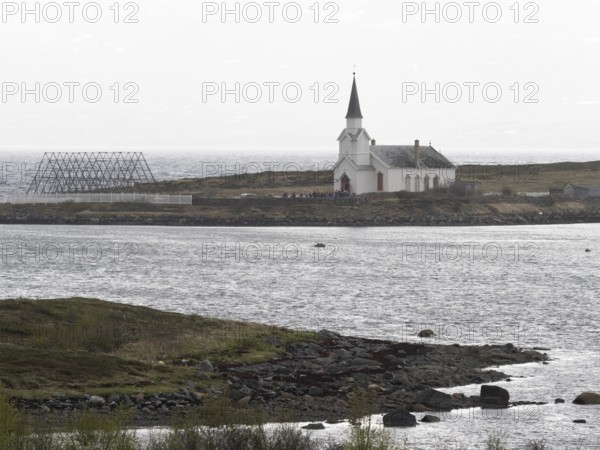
[345,75,363,119]
[370,145,456,169]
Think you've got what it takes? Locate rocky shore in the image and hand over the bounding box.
[11,331,550,427]
[1,195,600,227]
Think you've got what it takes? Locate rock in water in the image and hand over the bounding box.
[573,419,587,424]
[421,415,441,423]
[302,423,326,430]
[418,329,435,338]
[383,408,417,427]
[480,385,510,406]
[416,389,453,410]
[314,243,327,248]
[573,392,600,405]
[555,398,565,404]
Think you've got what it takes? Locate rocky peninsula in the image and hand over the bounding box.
[0,299,551,429]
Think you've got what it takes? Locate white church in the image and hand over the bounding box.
[334,75,457,195]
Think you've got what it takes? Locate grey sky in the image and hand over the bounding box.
[0,0,599,155]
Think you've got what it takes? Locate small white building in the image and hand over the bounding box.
[334,75,457,195]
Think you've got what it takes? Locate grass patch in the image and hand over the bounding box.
[0,298,316,399]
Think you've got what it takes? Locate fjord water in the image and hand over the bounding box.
[0,224,599,447]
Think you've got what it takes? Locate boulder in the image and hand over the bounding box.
[88,396,106,407]
[418,329,435,338]
[231,386,252,401]
[555,398,565,404]
[383,408,417,427]
[410,403,428,413]
[573,392,600,405]
[416,389,453,410]
[302,423,326,430]
[480,385,510,406]
[318,329,341,342]
[349,358,381,369]
[194,360,214,372]
[451,393,466,402]
[308,386,324,397]
[421,415,441,423]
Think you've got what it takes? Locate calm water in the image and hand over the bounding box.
[0,224,599,448]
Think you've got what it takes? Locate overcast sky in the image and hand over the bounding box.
[1,0,599,155]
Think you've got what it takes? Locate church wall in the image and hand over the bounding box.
[354,170,377,195]
[388,167,456,192]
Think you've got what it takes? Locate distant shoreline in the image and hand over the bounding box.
[1,161,599,227]
[1,195,599,227]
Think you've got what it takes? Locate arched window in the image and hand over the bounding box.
[424,176,431,191]
[415,175,421,192]
[405,175,411,192]
[341,174,350,193]
[433,175,440,190]
[377,172,384,192]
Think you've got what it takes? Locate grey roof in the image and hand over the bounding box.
[573,184,600,190]
[370,145,456,169]
[345,75,363,119]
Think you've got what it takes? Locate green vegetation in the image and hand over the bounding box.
[127,161,600,197]
[0,299,556,448]
[0,298,315,399]
[457,161,600,194]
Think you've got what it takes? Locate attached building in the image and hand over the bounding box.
[334,75,456,195]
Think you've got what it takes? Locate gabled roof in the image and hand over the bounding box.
[333,155,375,172]
[569,183,600,190]
[370,145,456,169]
[345,75,363,119]
[337,128,371,142]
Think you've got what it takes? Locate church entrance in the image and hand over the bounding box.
[341,175,351,193]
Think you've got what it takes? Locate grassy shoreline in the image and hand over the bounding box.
[1,299,548,425]
[0,298,562,449]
